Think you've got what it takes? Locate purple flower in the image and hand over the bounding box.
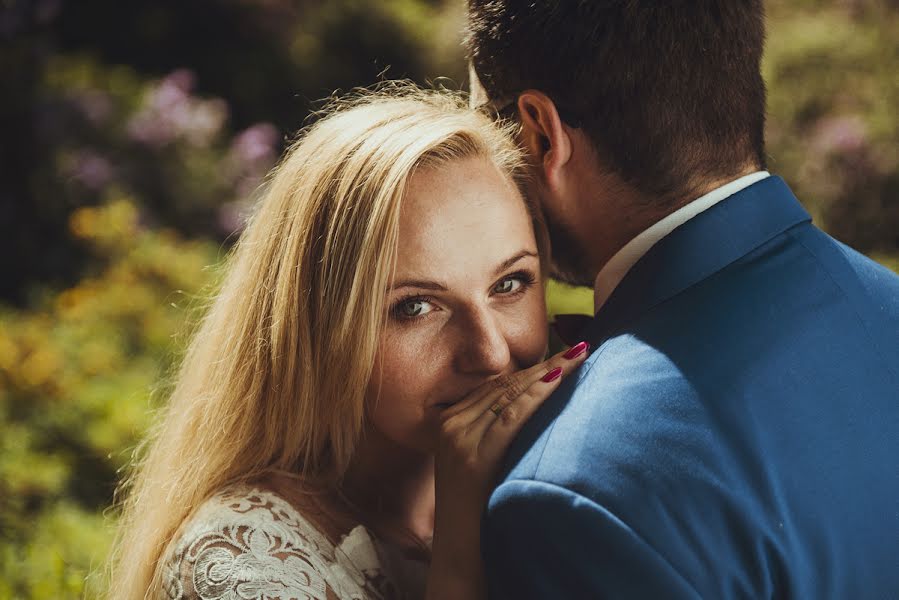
[227,123,279,202]
[812,115,867,156]
[72,90,113,126]
[68,151,114,190]
[182,98,228,146]
[126,69,228,148]
[217,199,254,236]
[230,123,279,165]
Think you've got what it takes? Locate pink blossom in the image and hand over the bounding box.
[812,115,867,156]
[230,123,279,165]
[217,199,254,235]
[68,151,114,190]
[73,90,113,125]
[126,69,228,148]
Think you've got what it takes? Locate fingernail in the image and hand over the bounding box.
[564,341,589,360]
[541,367,563,383]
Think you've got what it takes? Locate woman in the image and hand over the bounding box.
[108,86,590,599]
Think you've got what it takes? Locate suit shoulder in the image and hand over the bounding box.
[792,227,899,315]
[531,337,711,493]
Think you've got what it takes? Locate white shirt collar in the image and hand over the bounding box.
[593,171,770,312]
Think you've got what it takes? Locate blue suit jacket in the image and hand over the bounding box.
[484,177,899,598]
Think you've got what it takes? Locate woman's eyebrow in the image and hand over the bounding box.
[390,249,539,292]
[491,249,538,277]
[390,279,449,292]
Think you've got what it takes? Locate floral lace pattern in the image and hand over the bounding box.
[162,487,414,600]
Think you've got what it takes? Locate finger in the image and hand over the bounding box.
[476,369,566,462]
[466,341,590,438]
[454,340,591,428]
[451,340,589,429]
[439,362,542,420]
[439,376,510,420]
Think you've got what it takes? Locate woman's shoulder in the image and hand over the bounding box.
[161,485,388,600]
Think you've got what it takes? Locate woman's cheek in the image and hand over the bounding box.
[372,330,420,407]
[366,326,444,447]
[510,293,549,367]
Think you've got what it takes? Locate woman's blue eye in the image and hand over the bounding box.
[494,277,522,294]
[396,298,434,319]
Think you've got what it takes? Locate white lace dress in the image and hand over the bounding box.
[161,487,428,600]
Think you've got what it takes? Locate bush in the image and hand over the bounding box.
[0,200,220,597]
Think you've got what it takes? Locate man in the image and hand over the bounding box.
[467,2,899,598]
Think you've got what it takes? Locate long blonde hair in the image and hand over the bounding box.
[107,85,533,599]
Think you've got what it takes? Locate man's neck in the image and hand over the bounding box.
[589,165,762,276]
[592,168,770,311]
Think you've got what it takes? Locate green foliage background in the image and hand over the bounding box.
[0,1,896,597]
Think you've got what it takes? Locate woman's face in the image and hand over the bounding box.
[366,155,548,453]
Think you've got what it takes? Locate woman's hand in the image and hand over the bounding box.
[426,341,591,600]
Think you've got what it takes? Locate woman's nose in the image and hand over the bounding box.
[453,306,511,376]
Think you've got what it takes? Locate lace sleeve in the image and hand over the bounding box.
[161,489,376,600]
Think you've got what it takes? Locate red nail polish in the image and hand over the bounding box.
[541,367,563,382]
[564,341,589,359]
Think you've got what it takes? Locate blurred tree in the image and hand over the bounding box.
[0,0,466,304]
[52,0,465,132]
[0,199,221,597]
[765,0,899,256]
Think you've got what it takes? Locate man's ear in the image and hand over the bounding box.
[516,91,573,188]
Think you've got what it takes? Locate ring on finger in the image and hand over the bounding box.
[488,401,507,417]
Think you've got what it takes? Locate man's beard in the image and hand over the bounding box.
[542,209,595,288]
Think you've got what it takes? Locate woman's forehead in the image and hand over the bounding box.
[394,157,536,280]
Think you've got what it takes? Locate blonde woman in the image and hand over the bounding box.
[108,87,590,600]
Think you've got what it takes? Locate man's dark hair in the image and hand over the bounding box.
[467,1,767,205]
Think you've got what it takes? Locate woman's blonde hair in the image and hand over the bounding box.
[107,84,538,599]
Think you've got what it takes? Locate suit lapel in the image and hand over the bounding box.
[583,176,812,345]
